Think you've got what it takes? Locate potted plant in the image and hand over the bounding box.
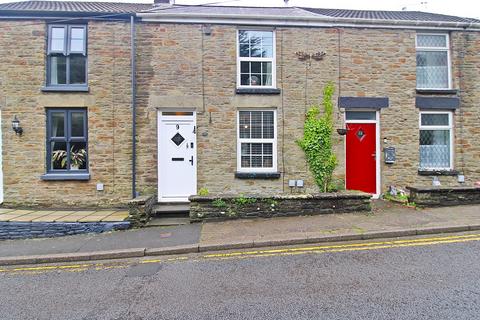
[52,147,87,170]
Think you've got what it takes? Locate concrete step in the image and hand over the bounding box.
[153,203,190,215]
[146,217,190,227]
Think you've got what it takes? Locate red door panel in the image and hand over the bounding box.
[346,123,377,194]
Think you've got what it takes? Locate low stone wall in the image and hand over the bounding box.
[127,195,156,227]
[0,221,130,240]
[189,192,371,222]
[407,186,480,208]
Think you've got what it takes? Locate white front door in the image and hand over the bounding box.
[157,111,197,202]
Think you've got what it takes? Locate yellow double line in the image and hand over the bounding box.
[2,233,480,275]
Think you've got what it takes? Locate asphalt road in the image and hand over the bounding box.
[1,233,480,320]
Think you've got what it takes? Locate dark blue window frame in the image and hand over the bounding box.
[46,108,88,174]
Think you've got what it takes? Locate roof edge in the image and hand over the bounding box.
[137,11,480,30]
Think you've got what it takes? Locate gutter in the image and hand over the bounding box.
[130,14,137,199]
[0,11,135,20]
[137,12,479,31]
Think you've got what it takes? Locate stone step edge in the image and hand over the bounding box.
[1,225,479,267]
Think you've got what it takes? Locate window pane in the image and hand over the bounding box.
[249,32,263,58]
[70,27,85,52]
[262,45,273,58]
[51,141,67,170]
[239,111,250,139]
[345,111,376,121]
[71,112,85,137]
[420,130,450,169]
[69,55,86,84]
[421,113,449,126]
[250,74,261,86]
[263,111,274,138]
[239,44,249,57]
[417,34,447,48]
[239,30,273,58]
[251,62,261,73]
[70,141,87,170]
[252,156,263,167]
[241,143,251,168]
[49,56,67,85]
[238,31,249,44]
[51,112,65,137]
[240,74,250,86]
[251,111,262,138]
[416,51,448,88]
[50,27,65,52]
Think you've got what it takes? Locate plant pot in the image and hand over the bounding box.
[71,165,80,170]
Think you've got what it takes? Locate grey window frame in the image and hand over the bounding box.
[45,108,89,174]
[46,24,88,89]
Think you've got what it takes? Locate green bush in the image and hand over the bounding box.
[297,82,337,192]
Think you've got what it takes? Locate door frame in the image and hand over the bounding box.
[157,108,197,203]
[344,110,381,199]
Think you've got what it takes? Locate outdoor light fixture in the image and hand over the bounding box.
[12,115,23,135]
[336,128,347,135]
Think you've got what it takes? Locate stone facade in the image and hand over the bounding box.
[0,20,133,207]
[1,16,480,208]
[135,23,480,199]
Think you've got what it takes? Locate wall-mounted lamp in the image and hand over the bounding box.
[383,137,388,144]
[12,115,23,135]
[336,128,347,136]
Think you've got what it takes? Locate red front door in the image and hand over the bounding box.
[346,123,377,194]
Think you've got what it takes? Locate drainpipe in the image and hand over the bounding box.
[131,14,137,199]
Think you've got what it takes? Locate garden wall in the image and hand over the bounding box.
[407,186,480,208]
[189,192,371,222]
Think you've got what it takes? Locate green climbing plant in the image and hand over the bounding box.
[297,81,337,192]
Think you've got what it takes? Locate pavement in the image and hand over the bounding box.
[0,208,129,222]
[1,200,480,266]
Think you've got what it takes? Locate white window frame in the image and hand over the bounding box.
[419,110,454,171]
[236,109,277,173]
[415,33,452,90]
[236,29,276,89]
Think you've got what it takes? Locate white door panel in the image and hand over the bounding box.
[158,112,196,202]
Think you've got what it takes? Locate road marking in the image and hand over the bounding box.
[1,233,479,275]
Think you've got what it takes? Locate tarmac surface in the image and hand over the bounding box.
[0,232,479,320]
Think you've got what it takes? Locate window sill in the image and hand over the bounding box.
[418,170,459,176]
[236,88,281,95]
[41,173,90,181]
[416,89,458,95]
[41,86,89,93]
[235,172,281,179]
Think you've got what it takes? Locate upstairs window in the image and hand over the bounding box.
[237,110,277,172]
[416,34,450,89]
[419,111,453,170]
[47,25,87,87]
[237,30,275,88]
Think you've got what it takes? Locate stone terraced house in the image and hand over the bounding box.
[0,0,479,208]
